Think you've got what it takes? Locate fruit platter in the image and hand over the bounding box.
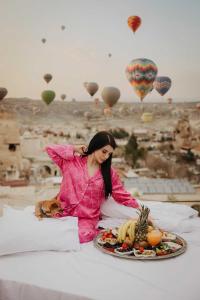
[94,205,187,260]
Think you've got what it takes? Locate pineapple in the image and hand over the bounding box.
[134,205,150,243]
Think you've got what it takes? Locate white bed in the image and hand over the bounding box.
[0,201,200,300]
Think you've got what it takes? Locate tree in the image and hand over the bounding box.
[125,134,146,167]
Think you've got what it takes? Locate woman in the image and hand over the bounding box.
[46,131,140,243]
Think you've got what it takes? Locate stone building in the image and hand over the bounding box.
[174,117,193,150]
[0,111,22,180]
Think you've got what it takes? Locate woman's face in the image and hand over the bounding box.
[94,145,114,164]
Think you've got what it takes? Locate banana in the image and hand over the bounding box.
[117,219,137,243]
[121,220,133,242]
[127,225,133,241]
[117,223,124,243]
[128,220,137,243]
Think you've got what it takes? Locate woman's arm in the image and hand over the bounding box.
[45,144,75,171]
[111,168,140,208]
[45,144,88,171]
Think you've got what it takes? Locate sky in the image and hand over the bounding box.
[0,0,200,102]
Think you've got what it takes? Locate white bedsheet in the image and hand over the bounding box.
[0,216,200,300]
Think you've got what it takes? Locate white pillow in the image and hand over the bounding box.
[101,197,139,219]
[100,197,198,233]
[101,197,198,220]
[0,206,80,256]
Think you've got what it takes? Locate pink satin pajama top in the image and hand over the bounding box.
[45,144,139,243]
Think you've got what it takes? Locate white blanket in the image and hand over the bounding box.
[0,227,200,300]
[0,202,200,299]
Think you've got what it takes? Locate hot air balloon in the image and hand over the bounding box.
[127,16,141,33]
[43,73,52,84]
[84,82,99,97]
[41,90,56,105]
[0,87,8,101]
[61,25,65,30]
[141,112,153,123]
[41,38,46,43]
[125,58,158,101]
[101,87,120,108]
[153,76,172,96]
[61,94,66,101]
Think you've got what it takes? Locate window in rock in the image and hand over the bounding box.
[44,165,51,175]
[8,144,17,152]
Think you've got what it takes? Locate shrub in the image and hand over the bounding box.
[109,128,129,139]
[125,134,146,167]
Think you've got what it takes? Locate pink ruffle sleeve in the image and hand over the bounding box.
[111,168,139,208]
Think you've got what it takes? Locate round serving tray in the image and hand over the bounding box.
[94,231,187,260]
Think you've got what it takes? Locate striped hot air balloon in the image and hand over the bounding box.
[125,58,158,101]
[153,76,172,96]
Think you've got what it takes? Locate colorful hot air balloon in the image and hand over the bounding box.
[127,16,141,33]
[61,94,66,100]
[153,76,172,96]
[0,87,8,101]
[85,82,99,97]
[125,58,158,101]
[43,73,52,84]
[41,90,56,105]
[101,87,120,108]
[41,38,46,43]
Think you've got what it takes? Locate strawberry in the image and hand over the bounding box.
[139,246,144,253]
[107,233,113,238]
[122,243,128,249]
[106,248,115,253]
[102,232,109,238]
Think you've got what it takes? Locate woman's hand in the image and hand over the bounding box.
[74,144,88,155]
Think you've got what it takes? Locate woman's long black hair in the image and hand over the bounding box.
[83,131,117,198]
